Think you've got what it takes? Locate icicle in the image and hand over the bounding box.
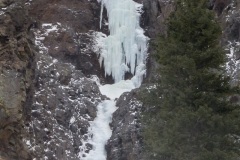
[100,0,104,29]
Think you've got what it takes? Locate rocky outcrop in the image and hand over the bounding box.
[209,0,231,16]
[0,1,35,159]
[140,0,175,38]
[23,0,109,159]
[27,0,107,81]
[106,89,145,160]
[219,0,240,85]
[25,48,104,159]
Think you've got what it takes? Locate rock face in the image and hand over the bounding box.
[27,0,106,81]
[0,1,35,159]
[106,89,145,160]
[209,0,232,16]
[140,0,175,38]
[23,0,109,159]
[220,0,240,85]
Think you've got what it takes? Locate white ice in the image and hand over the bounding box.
[100,80,135,99]
[82,100,116,160]
[97,0,148,86]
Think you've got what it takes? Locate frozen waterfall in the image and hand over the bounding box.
[98,0,148,87]
[80,0,148,159]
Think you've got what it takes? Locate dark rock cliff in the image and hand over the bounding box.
[23,0,108,159]
[0,0,35,159]
[106,89,145,160]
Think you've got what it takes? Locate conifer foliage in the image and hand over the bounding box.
[143,0,240,159]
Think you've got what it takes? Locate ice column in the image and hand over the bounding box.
[98,0,148,86]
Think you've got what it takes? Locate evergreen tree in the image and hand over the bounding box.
[143,0,240,159]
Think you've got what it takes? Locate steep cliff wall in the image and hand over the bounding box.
[0,1,35,159]
[23,0,108,159]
